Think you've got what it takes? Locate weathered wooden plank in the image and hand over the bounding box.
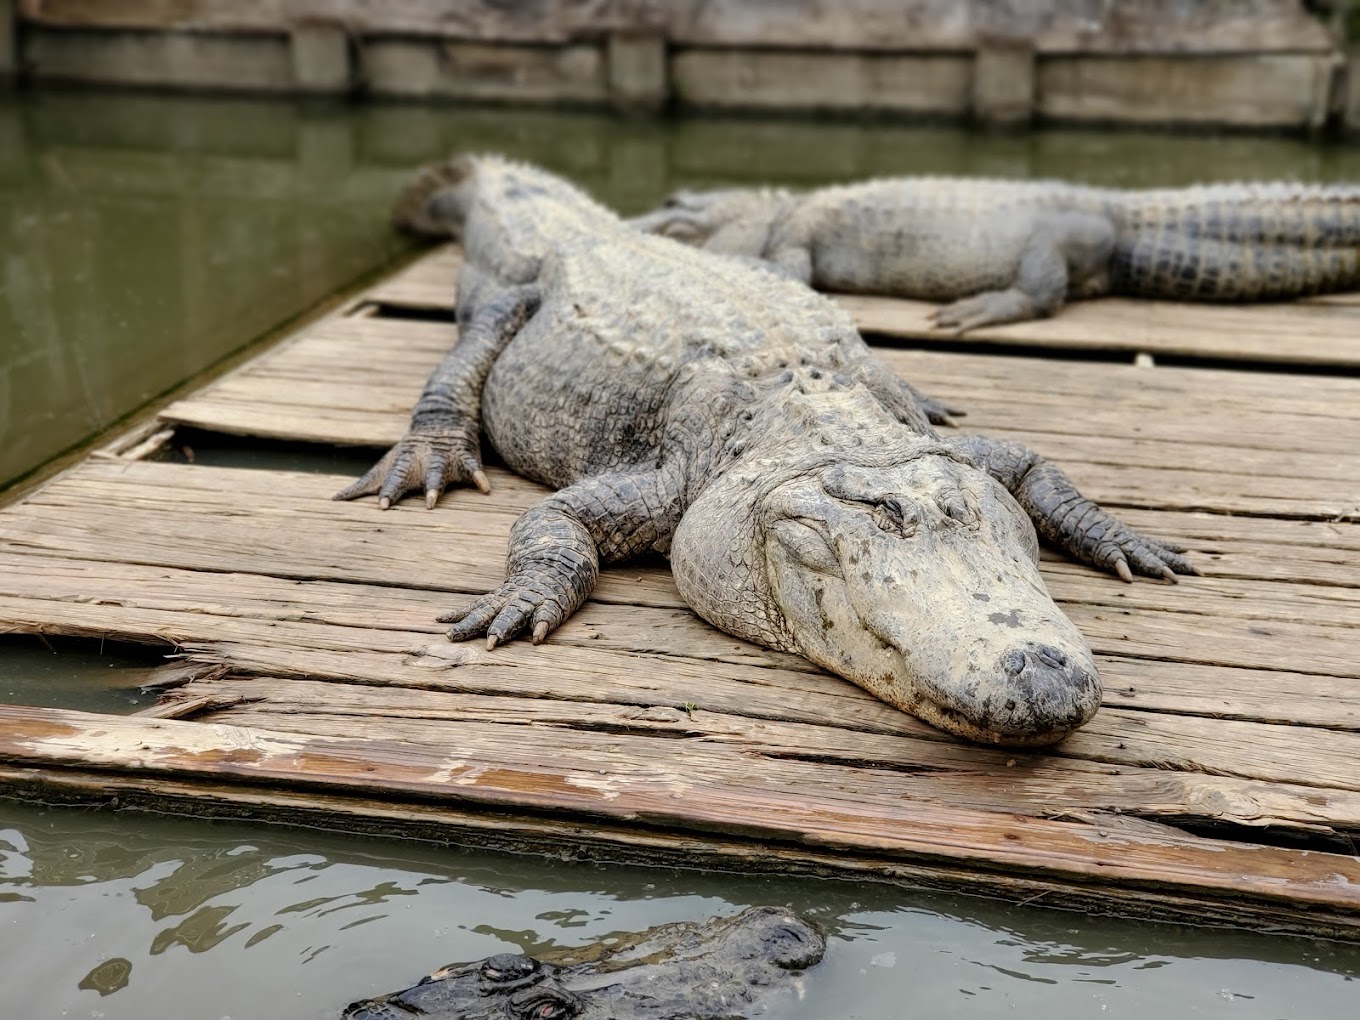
[172,315,1360,440]
[160,674,1360,836]
[3,704,1358,926]
[2,545,1357,734]
[3,451,1360,802]
[844,292,1360,367]
[167,371,1360,481]
[159,312,1360,519]
[5,461,1357,677]
[2,548,1355,732]
[11,458,1358,595]
[357,245,1360,367]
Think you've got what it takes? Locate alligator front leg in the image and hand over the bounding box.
[853,356,964,429]
[930,211,1115,333]
[334,285,538,509]
[953,435,1198,582]
[441,469,684,648]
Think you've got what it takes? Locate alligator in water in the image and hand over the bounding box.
[630,177,1360,331]
[341,906,825,1019]
[335,155,1194,746]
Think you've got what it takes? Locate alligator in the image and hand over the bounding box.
[341,905,825,1020]
[630,177,1360,331]
[335,154,1194,746]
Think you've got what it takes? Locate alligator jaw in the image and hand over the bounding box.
[792,571,1100,748]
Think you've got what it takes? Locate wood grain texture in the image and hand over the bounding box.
[3,243,1360,933]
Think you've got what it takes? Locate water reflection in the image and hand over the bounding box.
[0,802,1355,1020]
[0,93,410,491]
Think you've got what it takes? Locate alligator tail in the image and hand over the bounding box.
[1110,183,1360,300]
[390,155,477,237]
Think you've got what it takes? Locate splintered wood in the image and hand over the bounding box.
[2,244,1359,936]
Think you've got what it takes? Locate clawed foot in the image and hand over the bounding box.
[1094,530,1199,584]
[439,576,574,649]
[333,427,488,509]
[916,394,967,428]
[928,290,1040,334]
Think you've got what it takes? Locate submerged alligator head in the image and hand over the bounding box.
[341,906,824,1020]
[671,392,1102,747]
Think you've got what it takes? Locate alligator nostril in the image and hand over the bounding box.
[1001,649,1027,676]
[1034,645,1068,669]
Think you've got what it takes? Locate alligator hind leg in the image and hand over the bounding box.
[334,284,539,509]
[953,435,1198,582]
[441,468,684,647]
[930,211,1115,333]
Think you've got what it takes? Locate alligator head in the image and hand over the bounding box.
[341,906,824,1020]
[671,398,1101,747]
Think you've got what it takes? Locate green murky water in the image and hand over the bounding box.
[3,801,1357,1020]
[4,90,1360,1018]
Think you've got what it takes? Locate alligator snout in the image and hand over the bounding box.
[992,641,1101,735]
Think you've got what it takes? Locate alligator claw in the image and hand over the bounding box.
[440,576,573,648]
[1099,529,1196,583]
[334,427,485,509]
[932,289,1040,334]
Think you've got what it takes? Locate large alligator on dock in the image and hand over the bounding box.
[631,178,1360,331]
[335,154,1194,747]
[341,906,825,1020]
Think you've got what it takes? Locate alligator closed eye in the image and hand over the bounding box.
[869,498,918,537]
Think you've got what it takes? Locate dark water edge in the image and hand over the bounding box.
[4,89,1360,1020]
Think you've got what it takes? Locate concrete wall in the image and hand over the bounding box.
[7,1,1349,131]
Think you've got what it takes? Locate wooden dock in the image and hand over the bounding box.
[2,245,1359,937]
